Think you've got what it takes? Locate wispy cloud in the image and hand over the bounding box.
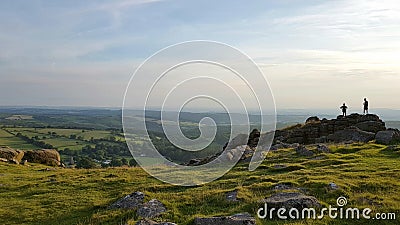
[0,0,399,109]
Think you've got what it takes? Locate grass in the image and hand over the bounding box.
[0,142,399,224]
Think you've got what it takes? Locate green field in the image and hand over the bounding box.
[0,142,399,225]
[0,129,37,149]
[6,127,123,141]
[2,127,125,151]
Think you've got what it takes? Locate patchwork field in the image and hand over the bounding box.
[2,127,124,150]
[0,129,37,150]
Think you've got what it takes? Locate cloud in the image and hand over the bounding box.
[0,0,399,109]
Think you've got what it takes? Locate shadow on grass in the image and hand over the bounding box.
[38,206,136,225]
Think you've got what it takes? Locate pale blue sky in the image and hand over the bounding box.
[1,0,399,110]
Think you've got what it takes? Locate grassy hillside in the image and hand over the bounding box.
[0,142,399,225]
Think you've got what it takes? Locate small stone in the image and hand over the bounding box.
[316,144,330,153]
[137,199,166,218]
[263,192,321,212]
[109,191,145,209]
[273,184,293,190]
[295,145,314,156]
[273,164,287,169]
[226,190,239,202]
[328,182,339,190]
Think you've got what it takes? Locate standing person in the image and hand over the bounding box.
[340,103,348,117]
[363,98,369,114]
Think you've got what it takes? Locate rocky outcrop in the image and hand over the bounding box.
[23,149,61,166]
[274,114,385,144]
[194,213,256,225]
[109,191,144,209]
[0,147,62,166]
[247,129,260,148]
[354,121,386,133]
[306,116,320,124]
[187,131,258,166]
[186,114,391,166]
[375,129,400,145]
[0,147,24,164]
[327,126,375,143]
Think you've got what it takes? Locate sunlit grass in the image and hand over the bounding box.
[0,142,399,224]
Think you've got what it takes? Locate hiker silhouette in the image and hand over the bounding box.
[363,98,369,114]
[340,103,348,117]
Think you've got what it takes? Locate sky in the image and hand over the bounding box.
[1,0,400,111]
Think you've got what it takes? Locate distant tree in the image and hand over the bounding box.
[129,158,137,167]
[69,134,77,139]
[76,157,98,169]
[110,158,123,167]
[121,158,128,166]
